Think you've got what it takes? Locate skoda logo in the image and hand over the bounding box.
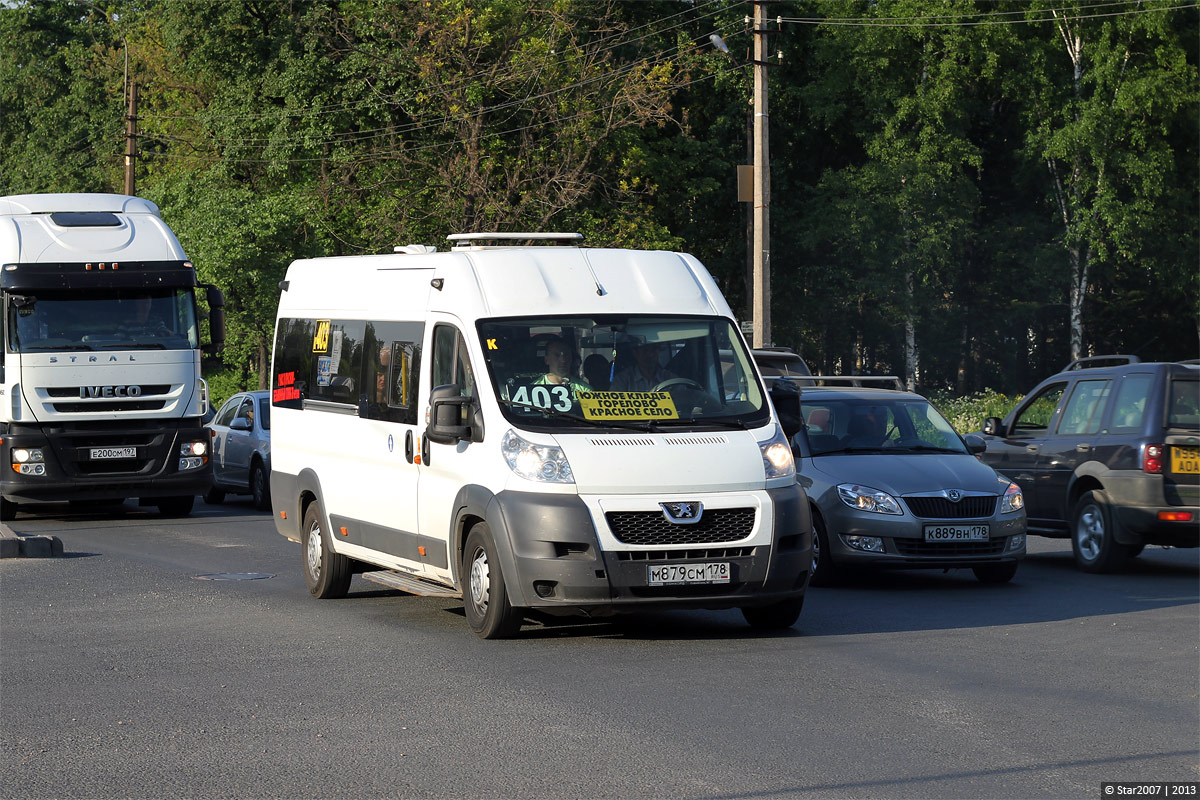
[945,490,963,503]
[660,501,703,525]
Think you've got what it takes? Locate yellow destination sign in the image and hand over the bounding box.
[577,391,679,420]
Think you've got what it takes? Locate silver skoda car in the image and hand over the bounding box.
[786,380,1027,585]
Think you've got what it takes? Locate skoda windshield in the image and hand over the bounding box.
[7,288,199,352]
[478,315,770,432]
[800,394,968,455]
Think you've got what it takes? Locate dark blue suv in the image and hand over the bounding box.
[978,356,1198,572]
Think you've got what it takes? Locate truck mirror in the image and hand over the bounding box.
[205,286,226,350]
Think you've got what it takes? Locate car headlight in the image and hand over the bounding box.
[837,483,902,515]
[759,426,795,479]
[1001,482,1024,514]
[501,429,574,484]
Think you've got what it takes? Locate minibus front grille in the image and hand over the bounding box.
[605,508,754,546]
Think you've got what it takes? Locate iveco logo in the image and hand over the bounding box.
[80,385,142,398]
[945,489,963,503]
[660,501,703,524]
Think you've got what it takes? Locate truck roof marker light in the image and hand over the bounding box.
[85,263,93,270]
[99,263,106,270]
[112,262,119,270]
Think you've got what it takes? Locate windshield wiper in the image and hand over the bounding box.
[895,444,966,454]
[105,342,167,350]
[655,417,749,430]
[21,344,93,352]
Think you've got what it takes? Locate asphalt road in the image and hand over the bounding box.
[1,498,1197,800]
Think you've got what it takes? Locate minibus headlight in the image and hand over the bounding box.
[501,430,574,484]
[758,426,795,479]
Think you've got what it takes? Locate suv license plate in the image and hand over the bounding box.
[924,524,989,542]
[1170,446,1199,474]
[90,447,136,460]
[648,562,730,586]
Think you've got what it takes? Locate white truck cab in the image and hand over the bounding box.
[0,194,224,519]
[270,233,811,638]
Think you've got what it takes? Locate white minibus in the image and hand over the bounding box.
[270,233,811,638]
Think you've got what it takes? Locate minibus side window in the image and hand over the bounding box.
[361,320,423,424]
[310,320,364,405]
[431,324,475,397]
[272,317,314,409]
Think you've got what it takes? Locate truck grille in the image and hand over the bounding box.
[605,508,755,546]
[903,496,996,519]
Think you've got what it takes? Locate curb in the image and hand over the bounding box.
[0,523,63,559]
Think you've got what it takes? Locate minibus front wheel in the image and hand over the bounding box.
[463,523,522,639]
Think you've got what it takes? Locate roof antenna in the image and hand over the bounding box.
[579,250,606,296]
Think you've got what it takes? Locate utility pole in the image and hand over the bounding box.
[751,0,771,348]
[124,82,138,196]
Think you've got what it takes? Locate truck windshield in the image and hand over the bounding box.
[477,315,770,431]
[7,288,199,352]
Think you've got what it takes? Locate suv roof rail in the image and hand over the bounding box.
[447,232,583,250]
[1064,354,1141,371]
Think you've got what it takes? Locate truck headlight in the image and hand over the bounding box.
[837,483,902,515]
[501,430,574,484]
[178,439,208,470]
[759,426,795,479]
[1001,482,1024,514]
[11,447,45,475]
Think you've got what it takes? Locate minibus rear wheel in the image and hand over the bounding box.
[302,501,351,599]
[462,523,522,639]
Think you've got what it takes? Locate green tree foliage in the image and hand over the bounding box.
[1,0,1195,397]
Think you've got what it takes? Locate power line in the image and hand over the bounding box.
[139,0,731,124]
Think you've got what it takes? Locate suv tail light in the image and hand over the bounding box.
[1142,444,1165,474]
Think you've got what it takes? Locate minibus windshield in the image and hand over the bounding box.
[478,315,770,431]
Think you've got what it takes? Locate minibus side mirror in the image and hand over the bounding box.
[768,377,802,440]
[982,417,1006,437]
[426,384,483,444]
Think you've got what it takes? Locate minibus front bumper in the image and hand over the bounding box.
[491,485,812,615]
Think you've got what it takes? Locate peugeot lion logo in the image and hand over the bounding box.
[660,501,703,525]
[945,489,963,503]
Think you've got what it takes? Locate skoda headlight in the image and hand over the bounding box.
[758,426,795,480]
[837,483,902,515]
[1001,482,1024,514]
[501,429,574,484]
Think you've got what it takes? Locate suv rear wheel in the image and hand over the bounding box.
[1071,490,1134,573]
